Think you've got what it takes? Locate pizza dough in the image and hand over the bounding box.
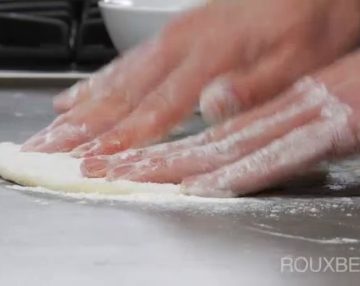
[2,141,359,200]
[0,142,181,196]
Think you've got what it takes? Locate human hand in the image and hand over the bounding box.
[22,0,360,156]
[81,50,360,197]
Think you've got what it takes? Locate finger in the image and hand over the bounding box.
[82,149,146,179]
[104,77,327,182]
[53,28,192,114]
[182,114,352,198]
[81,132,209,176]
[23,123,92,153]
[197,75,329,142]
[81,76,330,176]
[182,76,356,197]
[105,101,319,183]
[21,114,69,151]
[199,45,313,124]
[73,46,240,157]
[21,131,49,151]
[24,38,185,153]
[53,81,89,114]
[53,53,131,114]
[23,96,131,153]
[52,42,155,113]
[81,155,111,178]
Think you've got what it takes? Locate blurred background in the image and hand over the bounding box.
[0,0,117,72]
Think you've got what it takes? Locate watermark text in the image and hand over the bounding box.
[281,256,360,273]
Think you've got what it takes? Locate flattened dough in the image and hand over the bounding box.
[0,143,180,195]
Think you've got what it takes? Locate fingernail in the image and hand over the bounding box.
[21,141,36,152]
[81,157,108,178]
[21,127,51,151]
[53,93,70,108]
[200,77,243,124]
[21,136,45,152]
[54,83,79,105]
[107,164,135,181]
[71,141,98,158]
[49,115,67,129]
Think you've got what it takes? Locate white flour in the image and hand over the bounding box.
[3,182,360,245]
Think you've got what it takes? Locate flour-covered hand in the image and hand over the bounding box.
[82,51,360,197]
[22,0,360,156]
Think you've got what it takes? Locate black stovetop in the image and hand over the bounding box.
[0,0,117,71]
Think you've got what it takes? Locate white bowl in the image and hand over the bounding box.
[99,0,206,53]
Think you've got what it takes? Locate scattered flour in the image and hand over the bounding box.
[247,227,359,245]
[327,155,360,189]
[5,184,360,245]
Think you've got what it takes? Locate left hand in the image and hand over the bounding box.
[81,50,360,197]
[22,0,360,156]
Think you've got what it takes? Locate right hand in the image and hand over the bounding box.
[82,50,360,197]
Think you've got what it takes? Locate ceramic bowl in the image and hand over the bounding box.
[99,0,206,53]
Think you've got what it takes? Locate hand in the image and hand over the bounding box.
[82,50,360,197]
[22,0,360,156]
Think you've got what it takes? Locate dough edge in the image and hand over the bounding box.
[0,142,181,196]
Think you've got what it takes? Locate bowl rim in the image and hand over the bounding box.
[99,0,194,13]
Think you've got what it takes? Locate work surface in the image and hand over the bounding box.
[1,87,360,286]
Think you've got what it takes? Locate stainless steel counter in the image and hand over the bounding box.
[1,86,360,286]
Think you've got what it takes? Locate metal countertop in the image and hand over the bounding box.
[0,86,360,286]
